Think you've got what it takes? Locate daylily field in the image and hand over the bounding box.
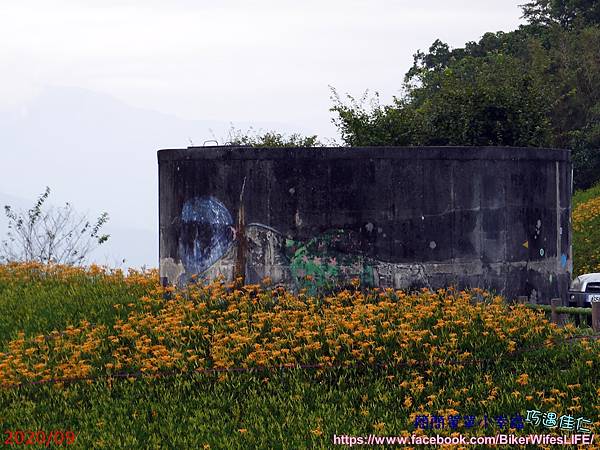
[0,262,598,449]
[0,184,598,449]
[573,182,600,275]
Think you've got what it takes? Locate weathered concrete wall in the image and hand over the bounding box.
[158,146,572,303]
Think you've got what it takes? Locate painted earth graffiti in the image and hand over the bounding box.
[177,196,430,294]
[178,196,235,274]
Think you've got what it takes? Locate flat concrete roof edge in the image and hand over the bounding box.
[157,146,571,162]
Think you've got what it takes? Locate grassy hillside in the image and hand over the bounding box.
[0,263,158,347]
[0,264,598,449]
[573,182,600,276]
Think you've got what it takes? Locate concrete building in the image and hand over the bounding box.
[158,146,572,303]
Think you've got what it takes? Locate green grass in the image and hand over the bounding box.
[573,182,600,205]
[1,347,598,450]
[573,182,600,276]
[0,265,598,449]
[0,265,156,349]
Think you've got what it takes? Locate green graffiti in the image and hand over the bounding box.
[361,264,375,287]
[286,236,339,296]
[285,230,376,294]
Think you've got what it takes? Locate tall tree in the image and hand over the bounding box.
[330,1,600,189]
[521,0,600,29]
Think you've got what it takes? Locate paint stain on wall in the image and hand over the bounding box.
[178,196,234,274]
[561,254,568,268]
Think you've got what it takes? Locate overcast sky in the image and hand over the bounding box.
[0,0,527,267]
[1,0,526,137]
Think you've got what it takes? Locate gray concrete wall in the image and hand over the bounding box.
[158,146,572,303]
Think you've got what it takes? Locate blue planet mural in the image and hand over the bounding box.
[178,196,234,274]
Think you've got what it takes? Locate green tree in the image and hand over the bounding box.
[411,53,552,147]
[330,1,600,189]
[329,89,420,147]
[331,53,552,148]
[521,0,600,29]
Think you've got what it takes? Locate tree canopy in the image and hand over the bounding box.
[330,0,600,190]
[521,0,600,29]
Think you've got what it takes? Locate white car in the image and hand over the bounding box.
[569,273,600,306]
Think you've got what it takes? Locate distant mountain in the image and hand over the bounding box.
[0,86,301,268]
